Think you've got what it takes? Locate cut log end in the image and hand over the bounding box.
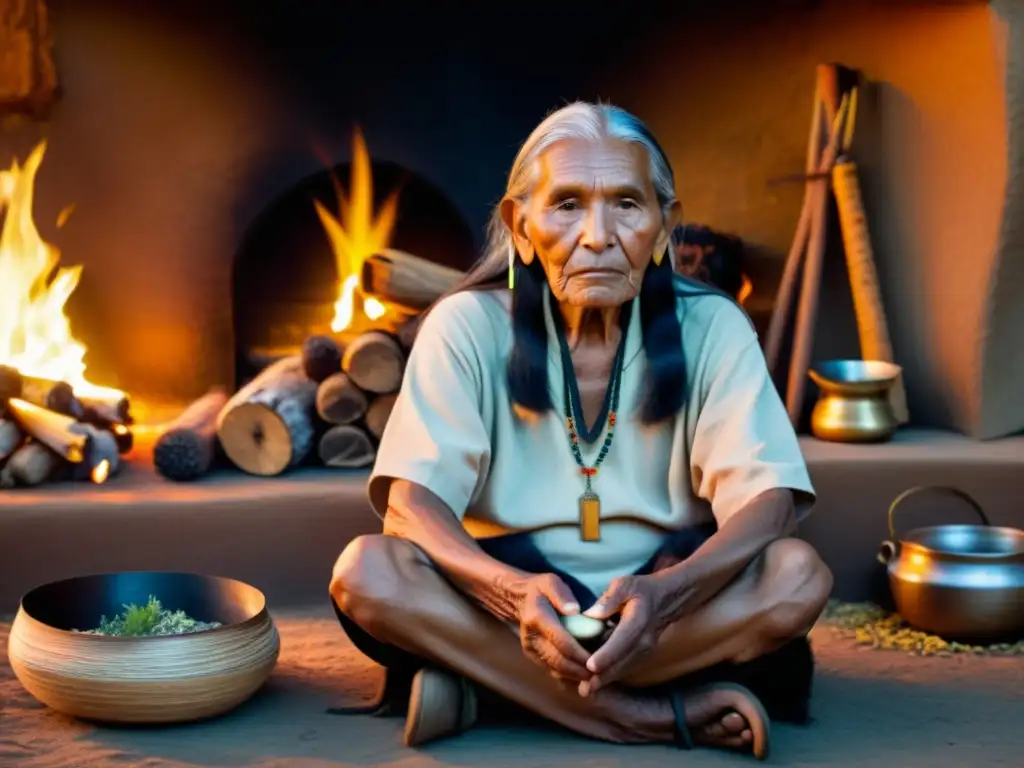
[0,418,23,462]
[302,335,344,383]
[216,356,318,476]
[153,431,211,482]
[318,425,376,468]
[316,373,369,425]
[0,441,63,488]
[219,402,295,476]
[342,331,406,394]
[153,389,227,481]
[45,381,83,418]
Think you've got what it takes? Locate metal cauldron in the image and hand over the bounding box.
[877,486,1024,640]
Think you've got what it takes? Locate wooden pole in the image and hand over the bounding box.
[784,82,850,423]
[832,152,910,424]
[764,70,828,373]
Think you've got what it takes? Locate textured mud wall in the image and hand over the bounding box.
[596,1,1017,438]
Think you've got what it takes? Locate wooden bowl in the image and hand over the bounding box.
[7,571,280,724]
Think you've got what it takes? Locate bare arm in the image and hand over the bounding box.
[649,488,797,625]
[382,479,534,624]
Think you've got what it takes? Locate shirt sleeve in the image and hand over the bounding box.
[689,303,816,527]
[367,294,492,520]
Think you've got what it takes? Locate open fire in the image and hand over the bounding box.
[315,128,393,334]
[0,133,761,490]
[153,129,471,482]
[0,142,133,488]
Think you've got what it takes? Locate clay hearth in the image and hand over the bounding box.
[2,1,1024,611]
[233,158,474,383]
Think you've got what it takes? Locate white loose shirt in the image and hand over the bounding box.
[368,279,816,596]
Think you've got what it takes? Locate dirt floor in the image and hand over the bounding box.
[2,606,1021,767]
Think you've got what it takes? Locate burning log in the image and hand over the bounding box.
[69,423,120,483]
[0,441,63,488]
[16,375,131,425]
[342,331,406,394]
[99,420,133,455]
[360,249,464,314]
[316,373,369,425]
[318,424,376,468]
[217,356,318,476]
[6,398,89,463]
[364,393,398,440]
[0,365,22,405]
[153,389,228,482]
[302,335,344,383]
[0,418,24,463]
[43,380,84,418]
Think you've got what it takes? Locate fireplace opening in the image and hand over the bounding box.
[231,156,476,385]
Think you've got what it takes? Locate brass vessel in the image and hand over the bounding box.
[878,486,1024,640]
[808,359,901,442]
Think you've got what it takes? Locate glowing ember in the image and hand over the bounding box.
[0,141,123,400]
[91,459,110,484]
[314,128,399,332]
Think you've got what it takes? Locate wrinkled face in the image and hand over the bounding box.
[503,138,681,308]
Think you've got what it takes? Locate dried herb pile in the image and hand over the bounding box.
[76,595,221,637]
[821,600,1024,656]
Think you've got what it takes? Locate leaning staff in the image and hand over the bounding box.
[831,87,910,424]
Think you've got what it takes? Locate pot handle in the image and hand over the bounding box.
[887,485,991,540]
[877,540,897,566]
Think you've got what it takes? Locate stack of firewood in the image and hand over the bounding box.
[0,365,133,488]
[152,248,461,482]
[152,331,408,481]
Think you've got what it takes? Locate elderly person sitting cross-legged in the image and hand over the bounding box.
[329,101,833,760]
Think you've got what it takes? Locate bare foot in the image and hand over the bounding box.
[593,684,766,755]
[682,687,755,750]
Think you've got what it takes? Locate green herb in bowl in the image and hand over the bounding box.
[77,595,222,637]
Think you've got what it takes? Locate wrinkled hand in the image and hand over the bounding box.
[514,573,591,682]
[579,574,668,695]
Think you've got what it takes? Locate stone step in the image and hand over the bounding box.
[0,429,1021,612]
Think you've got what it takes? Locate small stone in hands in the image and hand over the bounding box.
[559,614,609,651]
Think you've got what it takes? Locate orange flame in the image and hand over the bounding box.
[737,274,754,307]
[0,142,122,400]
[314,128,398,332]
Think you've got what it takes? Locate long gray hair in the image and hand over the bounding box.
[447,101,680,295]
[413,101,690,423]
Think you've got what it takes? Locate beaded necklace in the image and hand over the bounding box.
[555,299,631,542]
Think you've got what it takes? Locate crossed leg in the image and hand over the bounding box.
[330,534,832,747]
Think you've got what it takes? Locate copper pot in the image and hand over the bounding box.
[877,486,1024,641]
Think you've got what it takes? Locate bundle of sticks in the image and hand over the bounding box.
[152,248,464,481]
[0,365,133,488]
[764,63,909,427]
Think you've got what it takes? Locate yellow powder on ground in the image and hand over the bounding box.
[821,600,1024,657]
